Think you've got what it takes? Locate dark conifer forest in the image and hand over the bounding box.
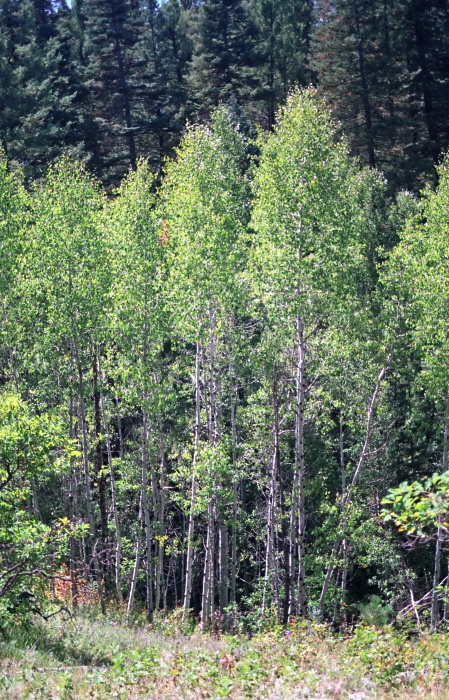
[2,2,449,697]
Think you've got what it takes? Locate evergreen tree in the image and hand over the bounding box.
[0,0,92,180]
[81,0,144,182]
[310,0,449,189]
[188,0,260,118]
[18,2,92,180]
[248,0,312,128]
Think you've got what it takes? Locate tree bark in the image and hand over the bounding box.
[319,363,389,618]
[98,355,123,605]
[263,378,279,613]
[142,406,153,621]
[431,391,449,629]
[73,339,106,615]
[290,315,306,617]
[127,497,143,624]
[183,341,201,613]
[93,352,109,593]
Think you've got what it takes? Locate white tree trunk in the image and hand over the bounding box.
[183,341,201,613]
[289,316,306,617]
[263,381,279,613]
[98,356,123,605]
[142,407,153,621]
[319,363,389,618]
[74,340,105,614]
[431,391,449,629]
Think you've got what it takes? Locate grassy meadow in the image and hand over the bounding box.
[1,612,449,699]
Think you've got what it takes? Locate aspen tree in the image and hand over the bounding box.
[251,89,357,617]
[162,107,251,624]
[105,161,167,617]
[22,160,110,610]
[383,158,449,629]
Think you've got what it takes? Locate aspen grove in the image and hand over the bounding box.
[3,89,449,634]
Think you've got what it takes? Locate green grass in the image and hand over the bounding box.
[1,613,449,699]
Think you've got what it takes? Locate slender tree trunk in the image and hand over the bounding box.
[127,495,143,624]
[263,378,279,613]
[155,435,166,611]
[431,392,449,629]
[116,398,124,461]
[339,412,348,624]
[183,341,201,613]
[93,352,109,594]
[444,561,449,622]
[229,358,238,606]
[290,316,306,617]
[201,506,213,628]
[69,383,79,610]
[218,515,228,613]
[319,363,389,618]
[73,340,106,614]
[202,316,218,628]
[98,356,123,605]
[142,406,153,621]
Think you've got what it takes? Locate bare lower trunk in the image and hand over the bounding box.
[93,353,109,593]
[263,379,279,613]
[142,407,153,621]
[431,522,443,629]
[290,316,306,617]
[339,413,347,625]
[99,379,123,604]
[74,341,105,614]
[319,363,389,618]
[202,317,218,628]
[431,392,449,629]
[218,516,228,613]
[201,506,213,628]
[183,341,201,613]
[68,382,79,610]
[230,392,238,606]
[229,349,238,606]
[127,521,142,623]
[155,439,166,611]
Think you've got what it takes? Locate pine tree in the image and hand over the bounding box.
[248,0,312,128]
[81,0,143,182]
[310,0,449,189]
[188,0,260,118]
[310,0,395,171]
[0,0,92,180]
[18,2,93,180]
[403,0,449,169]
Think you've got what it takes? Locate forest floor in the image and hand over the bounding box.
[1,613,449,699]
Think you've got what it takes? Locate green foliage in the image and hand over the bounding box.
[382,471,449,536]
[3,616,449,697]
[357,595,392,628]
[163,105,251,340]
[2,82,449,649]
[0,391,68,626]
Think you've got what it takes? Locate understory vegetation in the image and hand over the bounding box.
[2,613,449,699]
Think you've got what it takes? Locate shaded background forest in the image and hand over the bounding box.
[1,0,449,189]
